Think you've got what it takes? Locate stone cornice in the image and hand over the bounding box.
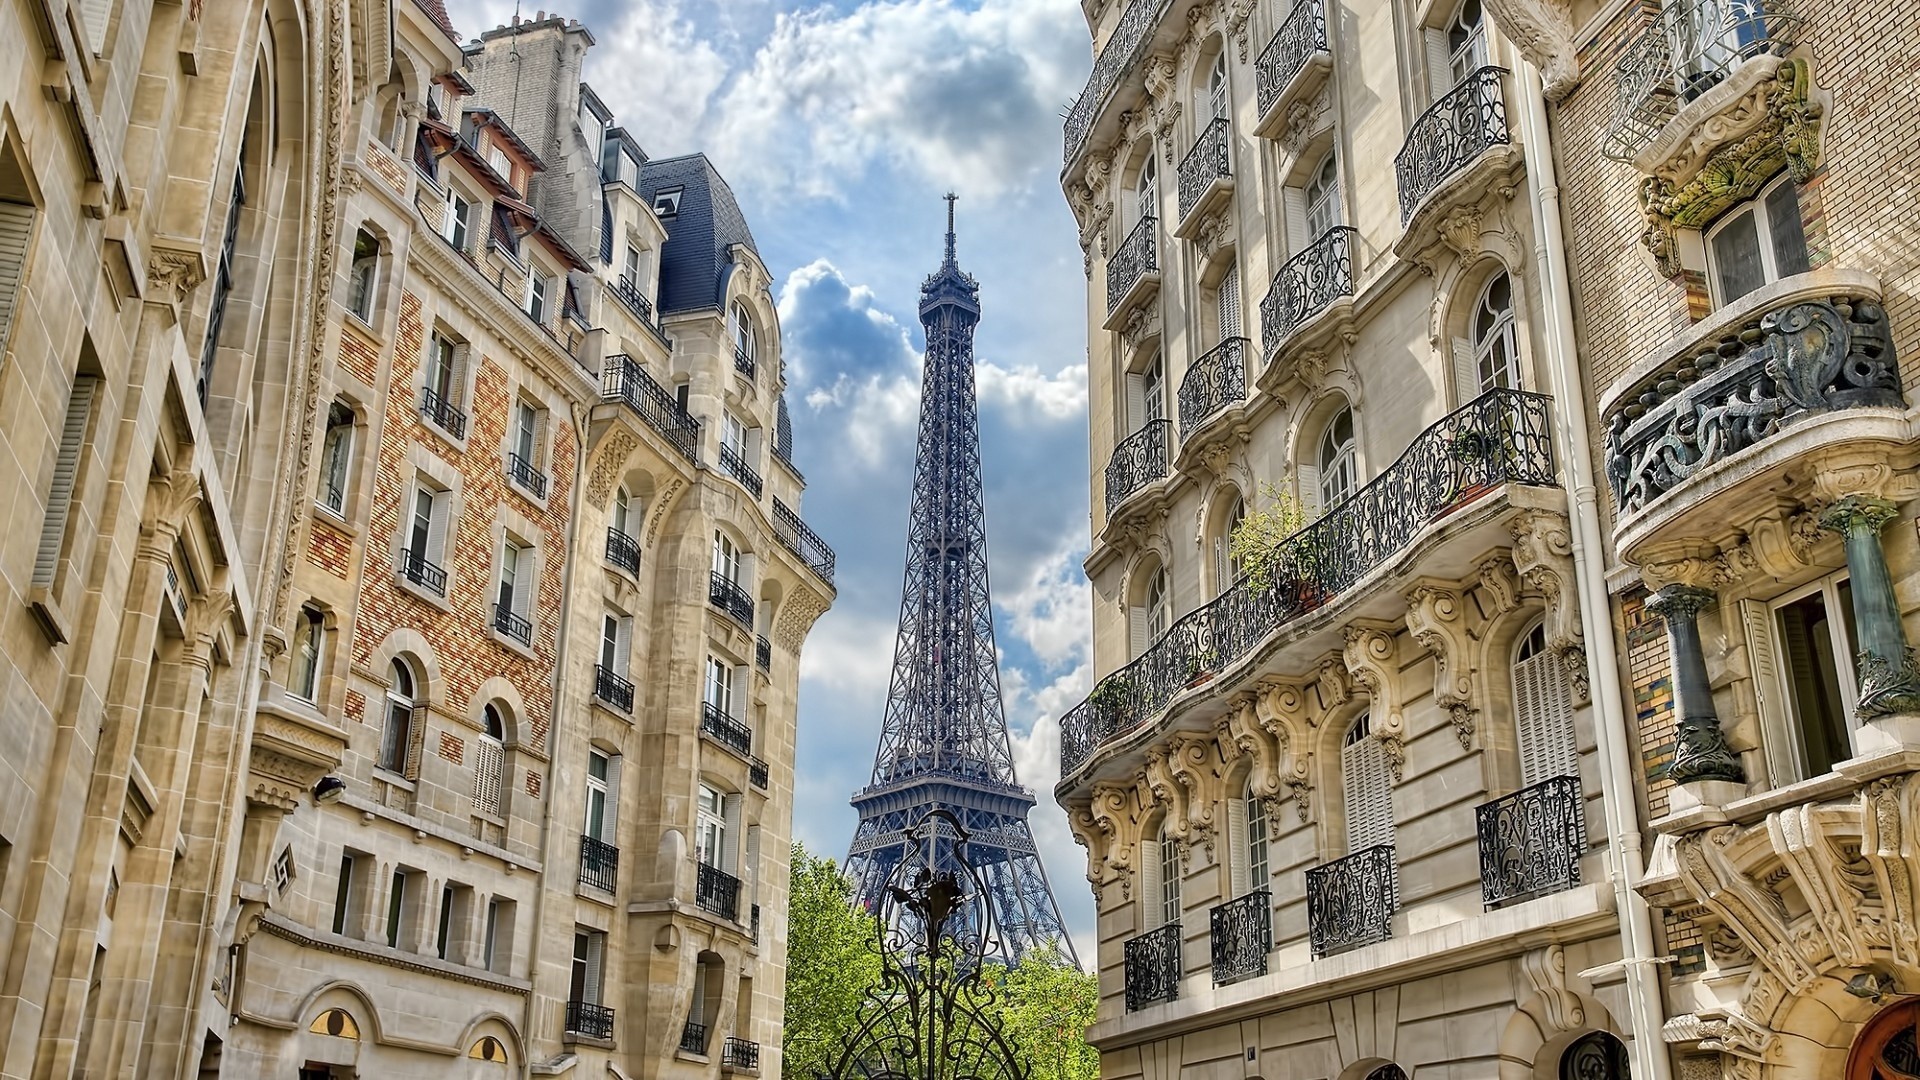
[257,912,533,995]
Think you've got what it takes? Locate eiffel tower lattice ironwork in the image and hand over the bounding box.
[844,196,1077,965]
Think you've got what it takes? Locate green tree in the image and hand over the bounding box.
[782,842,880,1079]
[991,942,1100,1080]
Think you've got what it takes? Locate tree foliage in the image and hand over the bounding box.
[1228,480,1314,596]
[989,943,1100,1080]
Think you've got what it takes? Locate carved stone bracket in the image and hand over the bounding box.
[1480,0,1578,99]
[1166,733,1218,862]
[1222,694,1285,819]
[1343,624,1406,780]
[1508,509,1589,704]
[1255,680,1316,821]
[1406,582,1478,750]
[1090,781,1137,898]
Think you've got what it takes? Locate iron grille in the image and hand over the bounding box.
[755,635,771,672]
[1261,226,1356,357]
[719,444,764,497]
[749,757,770,790]
[565,1000,614,1040]
[600,355,701,463]
[696,861,741,921]
[734,345,757,382]
[1106,215,1160,316]
[579,834,619,892]
[397,548,447,595]
[1477,775,1585,908]
[594,664,634,713]
[771,498,836,586]
[1210,890,1272,984]
[419,386,467,439]
[1255,0,1330,118]
[493,601,532,645]
[722,1036,760,1071]
[750,903,761,942]
[1178,337,1249,433]
[1602,0,1803,161]
[1060,388,1556,775]
[1306,844,1398,957]
[606,527,641,574]
[1123,922,1181,1011]
[1395,67,1510,223]
[701,702,754,756]
[506,451,547,498]
[709,571,756,628]
[1177,117,1232,223]
[613,274,655,325]
[1062,0,1163,162]
[681,1020,709,1055]
[1104,418,1171,513]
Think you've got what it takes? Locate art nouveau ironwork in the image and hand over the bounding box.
[1603,0,1804,161]
[1395,67,1510,222]
[1105,418,1172,513]
[1256,0,1331,119]
[1261,226,1356,356]
[1178,337,1249,434]
[1124,921,1182,1011]
[1210,890,1271,984]
[1475,775,1584,908]
[1062,0,1162,162]
[1107,214,1160,316]
[1306,844,1398,957]
[1178,118,1232,223]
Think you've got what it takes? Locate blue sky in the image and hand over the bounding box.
[454,0,1100,958]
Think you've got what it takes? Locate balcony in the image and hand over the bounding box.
[772,498,837,587]
[1602,0,1804,162]
[1178,339,1250,438]
[681,1020,708,1055]
[1306,844,1398,958]
[601,355,701,463]
[1209,889,1271,985]
[719,443,764,498]
[1476,775,1584,909]
[397,548,447,596]
[701,702,754,757]
[1260,226,1356,364]
[1601,275,1903,562]
[1104,419,1171,516]
[755,635,771,672]
[606,527,640,574]
[594,664,634,714]
[1061,388,1556,776]
[493,601,532,646]
[1062,0,1163,164]
[1254,0,1332,139]
[419,386,467,439]
[696,861,741,921]
[1123,922,1180,1012]
[1175,118,1233,235]
[506,451,547,499]
[612,274,656,326]
[1395,67,1512,234]
[566,1000,615,1041]
[734,346,757,382]
[1103,215,1161,330]
[722,1036,761,1073]
[749,756,770,790]
[709,571,756,629]
[579,834,619,892]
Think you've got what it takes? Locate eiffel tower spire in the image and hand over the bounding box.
[844,198,1077,965]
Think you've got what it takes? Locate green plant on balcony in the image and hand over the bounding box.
[1088,675,1134,727]
[1184,648,1222,687]
[1229,481,1314,597]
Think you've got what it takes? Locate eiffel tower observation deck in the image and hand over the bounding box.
[844,197,1077,965]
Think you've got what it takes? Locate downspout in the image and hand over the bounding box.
[1514,64,1673,1080]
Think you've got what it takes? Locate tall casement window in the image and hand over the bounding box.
[1341,713,1396,852]
[289,606,325,702]
[1126,352,1166,433]
[1303,151,1342,243]
[331,852,360,935]
[1706,173,1810,307]
[32,372,100,599]
[1465,271,1520,399]
[1301,406,1358,514]
[347,229,380,323]
[402,481,449,591]
[494,538,533,643]
[509,399,547,493]
[597,611,633,696]
[198,139,248,405]
[583,749,617,843]
[380,659,419,774]
[705,656,736,719]
[570,929,607,1006]
[1216,264,1242,342]
[1135,155,1159,226]
[611,487,633,537]
[472,704,506,817]
[1745,571,1859,784]
[696,784,730,869]
[444,186,474,252]
[483,898,512,973]
[421,330,468,433]
[1158,822,1182,925]
[384,868,413,948]
[1445,0,1488,85]
[1244,788,1270,894]
[1207,53,1229,121]
[1213,493,1245,597]
[1131,565,1172,657]
[729,299,758,370]
[0,197,36,355]
[1513,623,1578,785]
[712,530,741,586]
[623,244,643,290]
[318,402,354,513]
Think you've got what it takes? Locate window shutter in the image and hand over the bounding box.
[1426,29,1453,100]
[424,490,449,566]
[1130,605,1150,658]
[471,736,504,816]
[1125,372,1146,432]
[34,376,100,589]
[532,408,549,470]
[604,754,622,836]
[1139,838,1162,928]
[584,933,606,1004]
[0,202,34,352]
[1453,336,1480,406]
[1212,538,1230,598]
[1296,463,1322,519]
[78,0,111,52]
[512,547,534,620]
[1283,188,1309,257]
[1342,732,1395,851]
[1741,598,1801,786]
[614,616,633,678]
[1217,265,1241,340]
[722,794,743,875]
[1514,649,1577,786]
[1225,795,1248,897]
[448,343,470,410]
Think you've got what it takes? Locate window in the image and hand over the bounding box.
[422,330,468,431]
[712,531,741,586]
[570,929,607,1005]
[525,272,549,324]
[381,659,418,774]
[473,704,506,817]
[1707,174,1810,306]
[385,868,411,948]
[1745,572,1858,783]
[1159,822,1181,926]
[495,538,533,642]
[1213,494,1244,597]
[612,487,632,537]
[1207,54,1229,121]
[584,749,615,843]
[348,230,379,322]
[623,244,642,289]
[1513,623,1579,786]
[722,412,749,459]
[1304,151,1342,242]
[1467,271,1520,398]
[0,199,36,355]
[290,606,324,702]
[706,656,736,719]
[487,143,512,181]
[331,853,359,935]
[1135,156,1159,226]
[436,884,470,961]
[599,612,632,678]
[32,374,100,597]
[729,300,758,364]
[483,897,511,973]
[510,400,546,486]
[402,482,449,589]
[653,188,683,218]
[1126,352,1166,432]
[1310,406,1358,513]
[198,151,247,404]
[1341,713,1396,852]
[445,188,474,251]
[319,402,354,513]
[1447,0,1488,84]
[696,784,729,869]
[1131,566,1172,657]
[1216,265,1242,342]
[580,101,605,154]
[1245,789,1269,893]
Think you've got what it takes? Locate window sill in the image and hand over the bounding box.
[505,472,551,512]
[310,500,359,536]
[420,413,469,453]
[341,308,386,348]
[576,881,617,907]
[591,695,636,724]
[563,1032,615,1051]
[392,567,454,612]
[371,767,416,792]
[489,624,537,659]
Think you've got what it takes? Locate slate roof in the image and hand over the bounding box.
[638,154,760,315]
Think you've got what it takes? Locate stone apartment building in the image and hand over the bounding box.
[0,0,833,1076]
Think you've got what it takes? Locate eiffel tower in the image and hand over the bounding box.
[843,196,1077,965]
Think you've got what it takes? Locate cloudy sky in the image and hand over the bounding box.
[453,0,1100,958]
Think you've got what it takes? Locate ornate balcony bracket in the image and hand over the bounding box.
[1480,0,1579,99]
[1395,68,1518,256]
[1253,0,1332,140]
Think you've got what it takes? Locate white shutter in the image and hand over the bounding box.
[471,737,504,815]
[448,343,471,411]
[1212,538,1231,597]
[584,932,606,1004]
[722,794,743,876]
[1296,463,1322,519]
[1742,598,1802,786]
[533,408,549,471]
[1125,372,1147,432]
[604,754,622,837]
[1225,796,1248,897]
[1515,650,1577,786]
[34,376,99,589]
[512,546,535,619]
[424,489,449,567]
[1283,188,1310,258]
[1426,29,1454,100]
[1139,838,1162,928]
[78,0,111,53]
[1130,606,1150,658]
[614,617,633,678]
[1217,265,1242,340]
[1453,337,1480,406]
[1342,729,1394,851]
[0,202,35,352]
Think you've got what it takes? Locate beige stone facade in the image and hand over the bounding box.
[0,1,831,1077]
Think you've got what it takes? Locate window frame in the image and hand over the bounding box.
[1316,406,1359,510]
[380,659,418,775]
[1304,150,1342,240]
[318,402,355,514]
[1704,171,1811,308]
[1469,271,1521,396]
[347,229,380,324]
[1446,0,1488,84]
[290,606,325,702]
[696,783,728,869]
[1749,569,1860,785]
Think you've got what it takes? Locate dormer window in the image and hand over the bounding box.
[653,188,682,218]
[487,143,512,184]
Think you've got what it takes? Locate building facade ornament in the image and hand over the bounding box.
[1821,495,1920,719]
[1343,623,1406,780]
[1479,0,1579,99]
[1405,582,1478,751]
[1648,584,1745,786]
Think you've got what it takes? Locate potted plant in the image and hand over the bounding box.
[1088,676,1133,731]
[1229,481,1312,599]
[1184,648,1221,688]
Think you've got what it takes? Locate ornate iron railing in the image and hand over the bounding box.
[1062,0,1164,162]
[506,451,547,498]
[1395,67,1510,223]
[1261,226,1356,357]
[696,861,741,921]
[606,527,640,574]
[594,663,634,713]
[1306,844,1398,957]
[709,571,756,628]
[749,756,770,789]
[1124,922,1181,1011]
[419,386,467,439]
[734,345,757,382]
[566,999,615,1040]
[720,443,764,497]
[601,354,701,463]
[1179,338,1249,434]
[613,274,655,325]
[397,548,447,595]
[1061,388,1556,775]
[681,1020,708,1055]
[722,1036,760,1071]
[755,634,771,671]
[1210,890,1271,985]
[1476,775,1584,908]
[1178,118,1232,222]
[1255,0,1330,118]
[1603,294,1901,514]
[493,601,532,645]
[1603,0,1804,161]
[1104,418,1171,514]
[579,834,619,892]
[1106,215,1159,316]
[702,702,754,757]
[772,497,836,586]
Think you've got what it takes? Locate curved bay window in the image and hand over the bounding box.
[1468,271,1520,398]
[381,659,418,774]
[1706,172,1810,307]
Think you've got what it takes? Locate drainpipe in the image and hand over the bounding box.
[1513,63,1673,1080]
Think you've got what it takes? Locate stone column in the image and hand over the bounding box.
[1821,495,1920,724]
[1647,585,1745,803]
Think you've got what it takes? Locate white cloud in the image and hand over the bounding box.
[978,362,1087,422]
[1008,675,1097,967]
[997,545,1093,672]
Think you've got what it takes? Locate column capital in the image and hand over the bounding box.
[1647,584,1718,622]
[1857,649,1920,720]
[1819,494,1901,537]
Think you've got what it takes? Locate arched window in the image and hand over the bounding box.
[472,704,507,816]
[290,606,324,702]
[1311,406,1358,513]
[1304,150,1341,241]
[381,659,418,774]
[1159,821,1182,925]
[1560,1032,1629,1080]
[319,402,355,514]
[1206,53,1229,121]
[1366,1066,1410,1080]
[1847,997,1920,1080]
[1341,713,1395,852]
[1141,353,1165,427]
[728,300,757,367]
[1514,623,1578,786]
[1136,155,1159,226]
[1447,0,1487,84]
[1147,566,1171,639]
[1467,271,1520,398]
[348,229,380,322]
[1213,493,1245,597]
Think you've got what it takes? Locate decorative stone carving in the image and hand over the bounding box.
[146,244,209,309]
[1090,781,1137,897]
[1674,826,1810,990]
[583,428,640,508]
[1519,943,1585,1031]
[1820,495,1920,719]
[1142,746,1187,848]
[1120,302,1162,351]
[1166,732,1217,861]
[1255,680,1315,821]
[1479,0,1578,99]
[1344,624,1406,780]
[1860,777,1919,967]
[1476,553,1521,618]
[1649,584,1745,785]
[1279,85,1332,157]
[1226,0,1258,61]
[1508,511,1589,703]
[1140,54,1183,163]
[1406,583,1477,750]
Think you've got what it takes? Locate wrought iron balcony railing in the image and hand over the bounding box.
[601,355,701,463]
[701,702,754,757]
[722,1036,760,1071]
[566,999,615,1040]
[1062,0,1163,162]
[749,756,770,790]
[696,861,741,921]
[1106,215,1160,316]
[579,833,619,892]
[1210,890,1271,985]
[1261,226,1356,358]
[1178,338,1250,435]
[1603,0,1804,160]
[734,346,757,382]
[1104,418,1171,514]
[613,274,655,325]
[594,663,634,713]
[397,548,448,596]
[419,386,467,439]
[506,451,547,499]
[719,443,764,497]
[772,498,837,586]
[1477,775,1584,909]
[755,635,771,672]
[681,1020,709,1055]
[1255,0,1330,119]
[1061,388,1555,775]
[1123,922,1181,1012]
[1395,67,1510,223]
[709,571,756,628]
[1306,844,1398,957]
[493,601,532,645]
[1177,118,1231,224]
[606,527,641,574]
[751,903,761,942]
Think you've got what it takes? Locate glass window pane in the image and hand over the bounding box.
[1711,210,1766,303]
[1764,181,1811,279]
